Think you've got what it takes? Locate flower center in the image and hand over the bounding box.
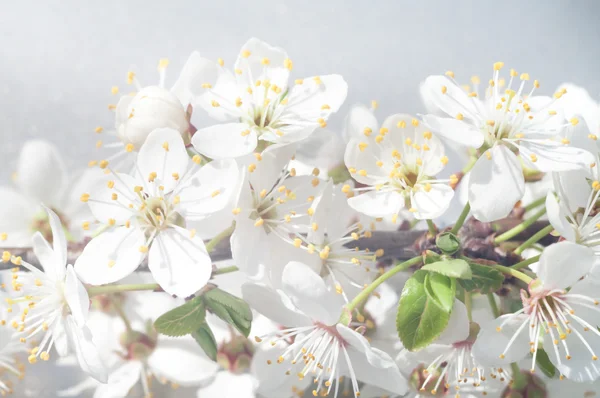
[136,196,184,233]
[120,330,157,361]
[216,335,255,374]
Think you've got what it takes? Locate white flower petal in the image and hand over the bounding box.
[422,114,485,148]
[66,316,108,383]
[343,104,379,142]
[32,231,61,278]
[234,38,290,91]
[149,336,219,386]
[435,299,470,345]
[281,261,343,325]
[148,226,212,297]
[15,139,67,206]
[171,51,219,106]
[74,226,146,285]
[192,123,258,159]
[64,265,90,327]
[247,144,296,194]
[472,314,530,367]
[543,323,600,383]
[0,187,38,248]
[339,330,408,396]
[179,159,239,218]
[87,172,138,226]
[241,283,311,328]
[512,139,596,172]
[538,241,595,290]
[196,372,258,398]
[412,183,454,220]
[93,361,142,398]
[347,190,404,218]
[468,145,525,222]
[545,192,576,242]
[137,128,189,193]
[43,206,68,270]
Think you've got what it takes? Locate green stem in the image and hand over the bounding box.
[487,293,500,317]
[462,156,478,174]
[213,265,239,276]
[511,362,522,379]
[494,207,546,244]
[87,283,160,297]
[523,196,546,212]
[451,203,471,235]
[465,291,473,322]
[205,223,235,253]
[513,225,554,256]
[426,219,437,237]
[491,264,533,284]
[512,254,541,270]
[344,256,422,313]
[112,297,132,332]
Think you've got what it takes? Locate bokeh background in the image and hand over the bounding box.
[1,0,599,183]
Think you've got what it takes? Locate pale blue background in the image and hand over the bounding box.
[0,0,599,183]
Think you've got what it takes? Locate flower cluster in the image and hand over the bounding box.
[1,37,600,398]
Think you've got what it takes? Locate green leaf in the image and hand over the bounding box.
[203,288,253,337]
[422,259,472,279]
[423,250,442,265]
[459,262,505,294]
[396,271,451,351]
[154,296,206,337]
[424,272,456,313]
[535,349,557,378]
[436,232,461,254]
[192,321,218,361]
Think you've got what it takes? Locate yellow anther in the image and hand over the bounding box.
[217,57,224,67]
[423,131,432,139]
[493,62,504,71]
[375,135,384,144]
[589,134,598,141]
[2,252,10,263]
[108,104,117,110]
[313,76,322,85]
[485,151,492,160]
[376,160,383,167]
[445,71,455,78]
[108,218,116,226]
[319,246,330,260]
[371,100,378,109]
[139,246,149,253]
[108,260,116,268]
[127,71,135,84]
[241,49,251,58]
[211,190,220,198]
[232,207,241,215]
[534,80,540,88]
[379,127,389,135]
[561,138,570,145]
[570,117,579,126]
[530,154,537,163]
[99,160,109,169]
[486,120,495,126]
[405,138,412,146]
[456,113,464,120]
[111,193,118,201]
[284,58,293,70]
[94,126,104,134]
[441,85,447,94]
[358,170,367,177]
[317,118,327,128]
[358,142,368,152]
[148,172,157,182]
[124,143,134,152]
[548,110,557,115]
[397,120,407,128]
[295,79,304,85]
[254,218,264,227]
[440,156,449,165]
[411,118,419,126]
[424,183,432,192]
[157,58,169,70]
[293,238,302,248]
[80,193,90,203]
[510,69,518,77]
[211,100,220,107]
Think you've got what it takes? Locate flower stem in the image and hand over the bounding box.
[491,264,533,284]
[512,254,541,270]
[343,256,422,314]
[112,297,132,332]
[450,203,471,235]
[465,291,473,322]
[205,223,235,253]
[513,225,554,256]
[487,293,500,317]
[523,196,546,212]
[426,219,437,237]
[87,284,160,297]
[494,207,546,244]
[213,265,239,276]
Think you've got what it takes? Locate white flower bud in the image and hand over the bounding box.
[117,86,188,149]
